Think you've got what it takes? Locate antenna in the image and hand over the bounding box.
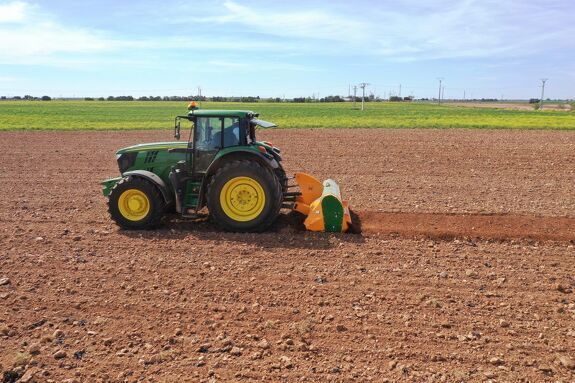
[437,77,444,105]
[358,82,370,111]
[539,78,548,110]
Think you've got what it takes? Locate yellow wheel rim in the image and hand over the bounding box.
[220,176,266,222]
[118,189,150,221]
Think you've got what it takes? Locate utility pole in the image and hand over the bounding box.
[463,90,466,101]
[437,78,444,105]
[197,86,202,106]
[353,85,357,108]
[358,82,369,111]
[399,84,402,98]
[539,79,548,110]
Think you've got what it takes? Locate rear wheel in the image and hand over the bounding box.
[207,160,282,232]
[108,176,165,229]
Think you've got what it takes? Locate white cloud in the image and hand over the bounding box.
[0,1,311,67]
[212,1,365,42]
[0,1,28,23]
[366,0,575,60]
[0,0,573,68]
[0,22,112,57]
[0,1,117,64]
[190,0,575,61]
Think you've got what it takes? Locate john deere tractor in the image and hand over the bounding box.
[101,103,351,232]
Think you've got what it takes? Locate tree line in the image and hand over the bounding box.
[1,95,52,101]
[0,94,417,102]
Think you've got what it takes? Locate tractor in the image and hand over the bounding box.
[101,103,351,232]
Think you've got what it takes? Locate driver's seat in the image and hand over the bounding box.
[213,128,239,147]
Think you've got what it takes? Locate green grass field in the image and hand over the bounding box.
[0,100,574,130]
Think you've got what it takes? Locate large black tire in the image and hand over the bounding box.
[207,160,282,232]
[274,167,288,194]
[108,176,166,229]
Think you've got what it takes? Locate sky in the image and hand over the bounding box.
[0,0,573,99]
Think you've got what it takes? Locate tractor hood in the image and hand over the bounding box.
[116,141,188,154]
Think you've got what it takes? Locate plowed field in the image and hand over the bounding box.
[1,129,574,382]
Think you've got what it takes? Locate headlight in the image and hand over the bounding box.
[117,152,137,173]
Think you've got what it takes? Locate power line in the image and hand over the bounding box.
[436,77,444,105]
[539,78,548,111]
[358,82,370,111]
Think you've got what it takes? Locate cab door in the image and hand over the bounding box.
[193,116,223,173]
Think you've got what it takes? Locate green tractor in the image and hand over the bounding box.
[102,105,289,232]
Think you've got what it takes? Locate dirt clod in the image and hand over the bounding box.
[558,355,575,370]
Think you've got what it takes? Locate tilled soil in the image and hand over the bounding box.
[0,129,574,382]
[356,212,575,242]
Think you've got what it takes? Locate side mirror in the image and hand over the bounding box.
[174,118,181,140]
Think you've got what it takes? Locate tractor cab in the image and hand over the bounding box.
[173,108,280,175]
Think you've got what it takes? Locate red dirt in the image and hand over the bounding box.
[1,129,574,382]
[356,211,575,242]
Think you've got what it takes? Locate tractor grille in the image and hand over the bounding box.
[117,152,137,173]
[144,151,159,164]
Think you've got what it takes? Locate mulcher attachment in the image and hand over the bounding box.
[287,172,352,233]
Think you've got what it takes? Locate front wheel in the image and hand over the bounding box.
[207,160,282,232]
[108,176,166,229]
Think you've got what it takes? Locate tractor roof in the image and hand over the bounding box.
[187,109,257,118]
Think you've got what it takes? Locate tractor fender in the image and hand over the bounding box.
[122,170,173,204]
[208,150,279,176]
[196,150,279,208]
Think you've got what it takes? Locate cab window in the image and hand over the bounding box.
[194,117,221,150]
[195,117,241,149]
[217,117,240,147]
